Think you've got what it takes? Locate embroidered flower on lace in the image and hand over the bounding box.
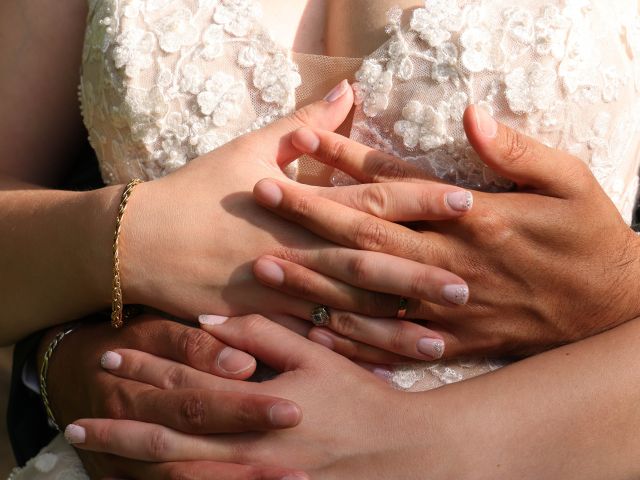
[387,39,415,81]
[353,60,394,117]
[214,0,262,37]
[201,24,225,60]
[153,8,199,54]
[112,28,155,77]
[602,67,625,103]
[237,45,265,67]
[180,63,205,94]
[460,27,492,73]
[253,53,301,108]
[394,100,449,151]
[505,62,558,114]
[196,72,245,126]
[410,0,464,48]
[504,7,535,44]
[123,0,143,19]
[432,41,460,85]
[535,5,571,59]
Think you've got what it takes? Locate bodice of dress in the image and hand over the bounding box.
[79,0,640,391]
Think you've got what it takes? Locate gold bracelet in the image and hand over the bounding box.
[40,324,78,431]
[111,178,143,329]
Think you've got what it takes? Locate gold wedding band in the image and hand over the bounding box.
[311,305,331,327]
[396,297,409,319]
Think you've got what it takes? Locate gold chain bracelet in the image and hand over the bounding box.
[111,178,143,329]
[40,325,77,431]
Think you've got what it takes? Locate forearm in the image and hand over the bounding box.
[407,318,640,479]
[0,179,122,344]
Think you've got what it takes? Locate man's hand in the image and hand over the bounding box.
[42,315,302,479]
[248,105,640,358]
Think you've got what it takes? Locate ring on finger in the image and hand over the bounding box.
[396,297,409,319]
[311,305,331,327]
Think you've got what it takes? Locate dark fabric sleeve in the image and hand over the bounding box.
[6,142,105,465]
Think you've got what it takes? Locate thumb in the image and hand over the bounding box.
[463,105,586,197]
[253,79,354,168]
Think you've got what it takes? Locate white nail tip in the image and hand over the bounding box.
[64,424,86,444]
[198,314,229,325]
[100,351,122,370]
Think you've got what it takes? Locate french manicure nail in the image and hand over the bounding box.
[100,351,122,370]
[442,284,470,305]
[292,127,320,153]
[417,338,445,360]
[372,367,393,381]
[255,259,285,286]
[64,424,86,444]
[199,314,229,325]
[323,79,349,102]
[269,401,301,427]
[309,330,335,350]
[446,191,474,212]
[255,180,283,207]
[474,106,498,138]
[217,346,255,375]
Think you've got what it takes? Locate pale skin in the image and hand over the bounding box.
[2,0,640,478]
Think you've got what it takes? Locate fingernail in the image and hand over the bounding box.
[292,127,320,153]
[254,180,283,208]
[308,330,335,350]
[64,424,86,444]
[100,351,122,370]
[372,367,393,381]
[217,346,255,375]
[254,258,285,286]
[199,314,229,325]
[281,474,309,480]
[269,401,301,427]
[445,191,474,212]
[417,338,445,360]
[474,106,498,138]
[323,79,349,102]
[442,284,470,305]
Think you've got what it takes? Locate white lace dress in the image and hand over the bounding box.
[10,0,640,477]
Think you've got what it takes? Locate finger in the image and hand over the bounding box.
[305,307,446,361]
[124,316,256,379]
[316,181,474,222]
[66,420,238,463]
[308,327,409,364]
[248,79,355,167]
[254,253,468,310]
[102,455,307,480]
[104,377,301,433]
[199,314,325,370]
[291,126,432,183]
[253,178,450,264]
[463,105,589,197]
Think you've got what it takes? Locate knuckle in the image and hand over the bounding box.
[408,271,429,298]
[93,423,112,449]
[146,428,169,460]
[163,365,187,390]
[503,128,530,164]
[325,139,349,169]
[370,156,407,182]
[290,194,315,220]
[416,189,437,214]
[288,107,313,128]
[180,394,207,430]
[332,312,360,338]
[233,396,261,426]
[352,218,389,251]
[359,185,390,218]
[345,255,370,285]
[179,328,213,368]
[103,386,128,420]
[290,269,317,299]
[387,325,407,352]
[163,466,198,480]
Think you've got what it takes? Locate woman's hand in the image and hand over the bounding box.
[250,105,640,357]
[41,315,304,480]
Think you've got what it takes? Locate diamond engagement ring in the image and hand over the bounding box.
[311,305,331,326]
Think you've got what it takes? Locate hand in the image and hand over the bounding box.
[65,315,431,479]
[124,81,471,362]
[42,315,302,479]
[249,105,640,357]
